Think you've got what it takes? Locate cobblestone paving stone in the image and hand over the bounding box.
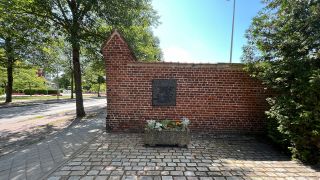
[47,133,320,180]
[0,111,105,180]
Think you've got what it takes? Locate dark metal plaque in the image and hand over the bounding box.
[152,79,177,106]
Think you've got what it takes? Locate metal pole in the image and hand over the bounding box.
[56,69,59,100]
[229,0,236,63]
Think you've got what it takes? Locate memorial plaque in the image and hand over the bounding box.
[152,79,177,106]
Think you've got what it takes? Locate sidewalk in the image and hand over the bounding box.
[46,133,319,180]
[0,110,105,180]
[1,110,319,180]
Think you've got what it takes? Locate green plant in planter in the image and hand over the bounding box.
[145,117,190,131]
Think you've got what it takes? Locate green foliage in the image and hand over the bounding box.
[1,62,48,91]
[121,26,162,61]
[265,98,291,151]
[0,65,6,86]
[145,118,190,131]
[242,0,320,164]
[82,61,106,93]
[0,0,52,102]
[0,1,50,62]
[25,0,162,62]
[54,72,71,90]
[0,88,4,95]
[14,65,47,91]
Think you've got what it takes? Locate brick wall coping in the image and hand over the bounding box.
[127,62,244,70]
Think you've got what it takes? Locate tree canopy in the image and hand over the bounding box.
[0,0,51,102]
[19,0,162,117]
[1,0,162,116]
[242,0,320,164]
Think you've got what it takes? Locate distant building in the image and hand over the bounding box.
[37,68,44,77]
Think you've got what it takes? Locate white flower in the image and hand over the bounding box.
[181,117,190,127]
[147,120,156,125]
[155,122,163,130]
[146,120,156,129]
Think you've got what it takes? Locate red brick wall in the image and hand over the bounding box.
[102,31,268,133]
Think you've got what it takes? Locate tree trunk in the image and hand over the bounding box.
[69,54,74,99]
[97,83,101,97]
[28,82,31,96]
[72,43,85,117]
[56,70,59,100]
[70,70,74,99]
[69,3,85,117]
[5,39,14,103]
[5,58,13,103]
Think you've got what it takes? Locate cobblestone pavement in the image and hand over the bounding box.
[0,110,105,180]
[47,133,319,180]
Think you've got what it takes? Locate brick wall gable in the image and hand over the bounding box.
[101,30,137,66]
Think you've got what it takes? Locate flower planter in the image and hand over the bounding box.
[144,129,190,147]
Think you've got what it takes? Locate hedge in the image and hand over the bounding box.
[24,89,60,95]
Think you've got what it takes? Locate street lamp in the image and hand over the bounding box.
[229,0,236,63]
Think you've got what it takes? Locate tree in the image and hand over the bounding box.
[121,26,162,61]
[0,1,49,103]
[43,39,75,99]
[13,63,47,92]
[96,75,105,97]
[0,61,48,95]
[82,59,106,97]
[242,0,320,164]
[23,0,160,117]
[55,73,71,90]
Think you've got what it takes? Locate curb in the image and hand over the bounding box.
[0,99,76,109]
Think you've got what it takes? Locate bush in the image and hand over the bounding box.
[24,89,35,95]
[266,108,291,152]
[24,89,59,95]
[37,89,45,94]
[242,0,320,164]
[13,89,24,93]
[48,89,59,95]
[245,62,320,164]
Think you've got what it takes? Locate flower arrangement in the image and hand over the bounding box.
[146,117,190,131]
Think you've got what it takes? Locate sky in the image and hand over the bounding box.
[151,0,265,63]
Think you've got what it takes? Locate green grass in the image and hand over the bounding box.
[35,115,45,119]
[0,94,97,103]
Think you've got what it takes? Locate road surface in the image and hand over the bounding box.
[0,97,106,124]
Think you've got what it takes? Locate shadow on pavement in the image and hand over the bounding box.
[0,122,71,156]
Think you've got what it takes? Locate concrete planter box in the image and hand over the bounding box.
[144,129,190,147]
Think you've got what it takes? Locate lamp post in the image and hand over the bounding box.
[229,0,236,63]
[56,68,60,100]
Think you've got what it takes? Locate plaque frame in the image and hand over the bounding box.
[152,79,177,106]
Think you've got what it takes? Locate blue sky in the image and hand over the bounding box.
[152,0,264,63]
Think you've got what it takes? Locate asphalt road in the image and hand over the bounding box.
[0,97,107,124]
